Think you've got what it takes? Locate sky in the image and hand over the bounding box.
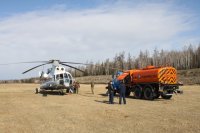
[0,0,200,80]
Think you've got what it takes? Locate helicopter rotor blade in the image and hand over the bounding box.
[22,62,51,74]
[61,63,85,73]
[0,61,48,65]
[61,62,92,65]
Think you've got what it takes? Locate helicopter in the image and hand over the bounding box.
[21,59,88,95]
[0,59,87,95]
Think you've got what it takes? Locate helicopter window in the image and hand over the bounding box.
[56,74,60,80]
[64,73,68,78]
[68,74,72,79]
[47,69,51,74]
[65,79,69,83]
[60,74,63,79]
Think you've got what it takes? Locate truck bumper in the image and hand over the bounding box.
[159,83,183,95]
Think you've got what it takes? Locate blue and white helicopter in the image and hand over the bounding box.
[22,60,87,95]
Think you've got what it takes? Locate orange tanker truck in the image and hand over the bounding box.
[117,66,183,100]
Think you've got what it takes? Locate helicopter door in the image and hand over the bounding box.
[64,73,70,87]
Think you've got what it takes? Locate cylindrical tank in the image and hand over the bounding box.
[118,66,177,84]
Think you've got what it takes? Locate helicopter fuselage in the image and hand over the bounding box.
[40,65,74,91]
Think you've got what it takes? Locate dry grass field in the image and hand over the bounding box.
[0,84,200,133]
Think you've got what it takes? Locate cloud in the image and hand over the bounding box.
[0,2,199,79]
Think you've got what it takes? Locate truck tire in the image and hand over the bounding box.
[154,93,160,99]
[161,94,172,99]
[154,89,160,99]
[134,85,142,99]
[143,85,154,100]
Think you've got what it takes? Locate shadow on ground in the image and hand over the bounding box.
[94,100,118,104]
[36,91,69,96]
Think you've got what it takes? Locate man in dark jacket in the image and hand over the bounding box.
[119,80,126,104]
[108,81,114,104]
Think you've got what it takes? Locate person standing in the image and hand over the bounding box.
[75,81,80,94]
[73,81,76,93]
[91,81,95,94]
[108,81,114,104]
[119,80,126,104]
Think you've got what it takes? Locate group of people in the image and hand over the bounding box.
[69,81,80,94]
[107,80,126,105]
[70,80,126,105]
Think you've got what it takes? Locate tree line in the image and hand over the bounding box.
[1,44,199,83]
[68,44,200,77]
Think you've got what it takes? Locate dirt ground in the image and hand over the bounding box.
[0,84,199,133]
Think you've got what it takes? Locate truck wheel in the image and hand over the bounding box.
[161,94,172,99]
[143,85,154,100]
[134,86,142,99]
[154,93,160,99]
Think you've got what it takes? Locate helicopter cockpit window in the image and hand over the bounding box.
[64,73,68,78]
[47,68,51,74]
[56,74,63,80]
[60,74,63,79]
[68,74,72,79]
[56,74,59,80]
